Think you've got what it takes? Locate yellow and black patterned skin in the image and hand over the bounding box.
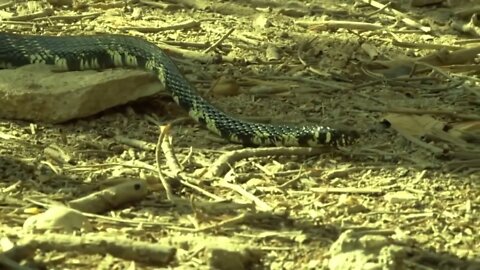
[0,32,359,147]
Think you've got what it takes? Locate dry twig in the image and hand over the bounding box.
[2,233,176,266]
[68,178,149,213]
[156,125,175,201]
[361,0,431,33]
[119,19,200,33]
[203,28,235,53]
[216,181,272,211]
[205,146,329,178]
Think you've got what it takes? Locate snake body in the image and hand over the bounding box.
[0,32,358,146]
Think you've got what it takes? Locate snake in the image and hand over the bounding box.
[0,32,359,147]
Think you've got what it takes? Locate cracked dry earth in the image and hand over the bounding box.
[0,0,479,269]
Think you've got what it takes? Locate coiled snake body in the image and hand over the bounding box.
[0,32,358,146]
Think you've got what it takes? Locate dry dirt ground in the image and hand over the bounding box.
[0,0,479,269]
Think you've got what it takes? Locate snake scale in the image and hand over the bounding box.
[0,32,359,147]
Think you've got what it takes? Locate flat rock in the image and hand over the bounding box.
[0,64,164,123]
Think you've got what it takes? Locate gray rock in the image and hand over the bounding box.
[0,64,164,123]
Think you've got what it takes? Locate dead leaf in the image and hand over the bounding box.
[447,121,480,144]
[384,113,475,148]
[383,113,444,137]
[364,58,416,79]
[210,76,240,96]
